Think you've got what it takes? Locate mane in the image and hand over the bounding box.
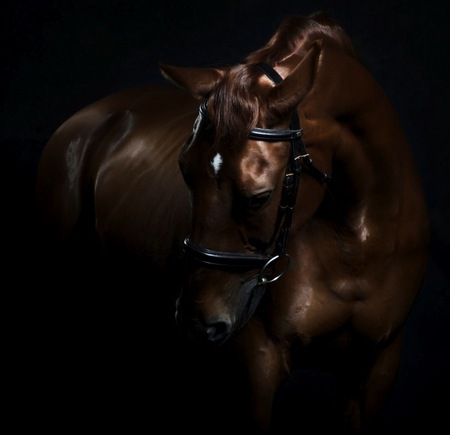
[246,11,356,65]
[210,12,356,147]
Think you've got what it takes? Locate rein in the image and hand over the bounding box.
[183,63,330,284]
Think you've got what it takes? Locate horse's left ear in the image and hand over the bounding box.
[159,63,227,99]
[268,39,323,114]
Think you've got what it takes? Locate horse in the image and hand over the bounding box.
[35,11,429,435]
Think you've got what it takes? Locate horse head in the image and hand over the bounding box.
[161,38,332,344]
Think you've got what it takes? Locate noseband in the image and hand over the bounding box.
[183,63,330,284]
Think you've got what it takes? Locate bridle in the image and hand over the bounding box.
[183,63,330,285]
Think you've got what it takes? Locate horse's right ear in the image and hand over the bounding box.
[159,63,226,99]
[268,40,323,116]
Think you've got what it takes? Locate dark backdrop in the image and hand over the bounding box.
[2,0,449,433]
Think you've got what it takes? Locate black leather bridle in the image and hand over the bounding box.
[183,63,330,284]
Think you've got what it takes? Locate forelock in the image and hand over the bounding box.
[210,65,259,147]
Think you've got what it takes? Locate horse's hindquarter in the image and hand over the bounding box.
[37,85,196,268]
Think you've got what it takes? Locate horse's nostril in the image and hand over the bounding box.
[205,318,231,343]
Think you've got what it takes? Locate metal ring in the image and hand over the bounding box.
[258,254,291,284]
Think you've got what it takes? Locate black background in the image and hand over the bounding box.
[2,0,449,433]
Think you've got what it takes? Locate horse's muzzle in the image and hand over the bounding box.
[175,304,232,344]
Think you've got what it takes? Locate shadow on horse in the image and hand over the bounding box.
[35,12,429,434]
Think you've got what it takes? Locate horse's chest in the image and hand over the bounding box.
[267,278,393,370]
[268,278,355,341]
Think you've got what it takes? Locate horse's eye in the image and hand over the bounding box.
[248,191,272,211]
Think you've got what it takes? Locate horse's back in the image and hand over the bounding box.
[36,85,196,270]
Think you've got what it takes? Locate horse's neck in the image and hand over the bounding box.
[309,44,426,242]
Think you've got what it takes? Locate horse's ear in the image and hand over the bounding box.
[268,39,323,114]
[159,63,226,99]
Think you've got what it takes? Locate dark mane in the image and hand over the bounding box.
[210,12,356,148]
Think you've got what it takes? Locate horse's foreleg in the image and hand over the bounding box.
[235,318,289,434]
[339,332,403,434]
[360,332,402,434]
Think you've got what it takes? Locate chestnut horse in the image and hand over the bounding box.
[36,12,429,435]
